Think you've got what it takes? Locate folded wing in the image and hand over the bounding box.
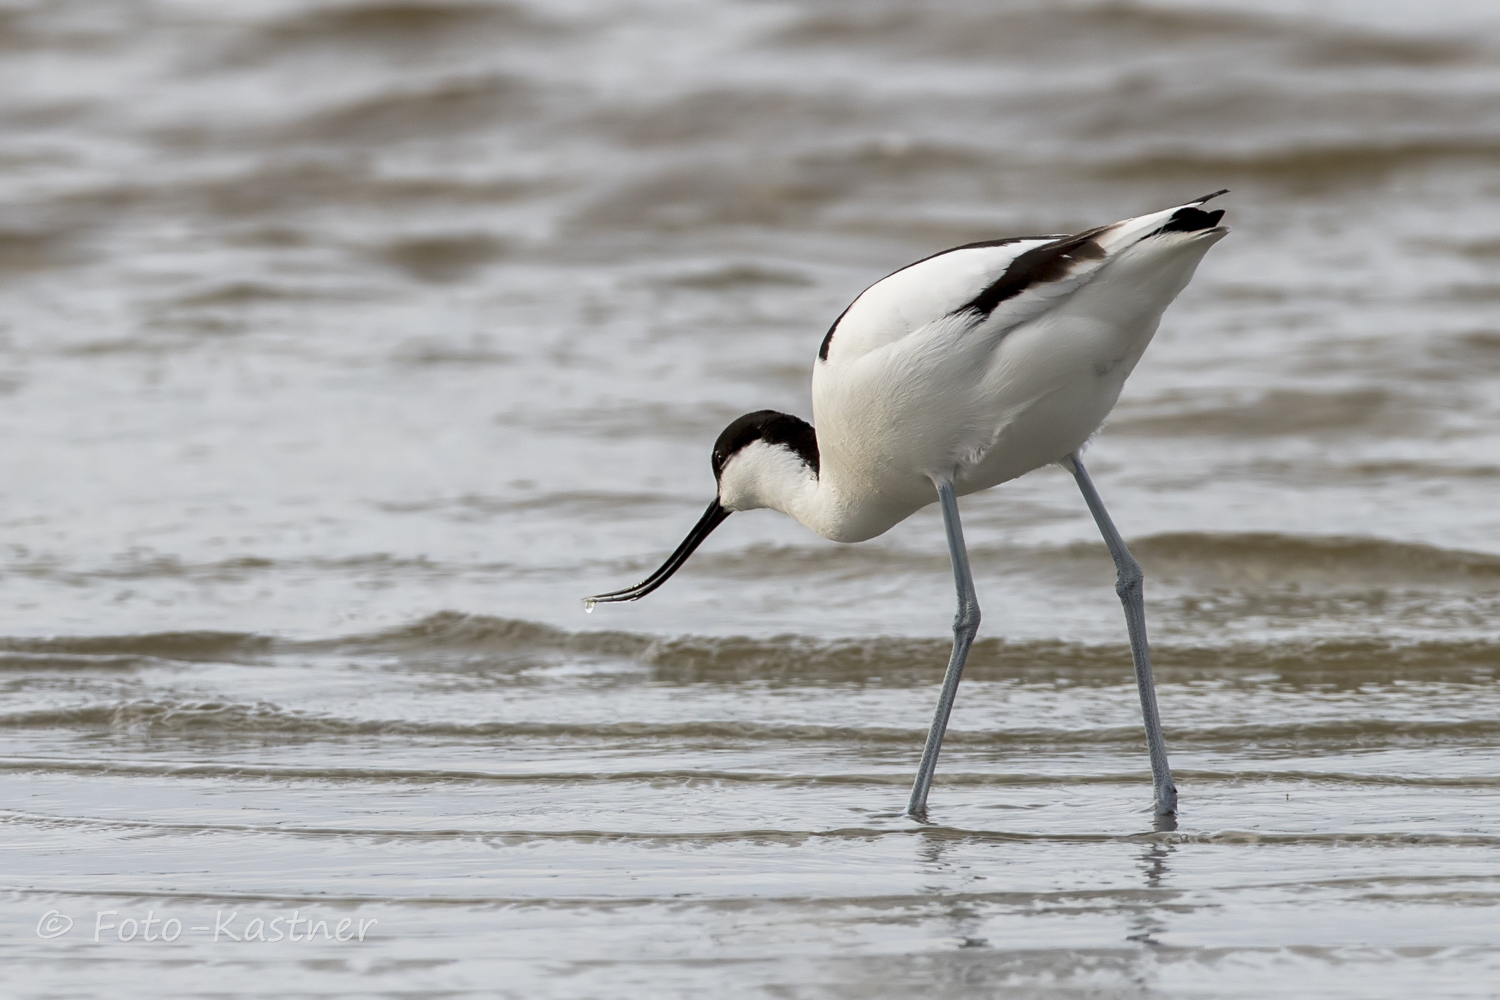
[817,191,1227,367]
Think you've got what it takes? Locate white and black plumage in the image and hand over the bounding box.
[588,192,1230,819]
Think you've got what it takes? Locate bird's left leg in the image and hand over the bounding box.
[1064,454,1178,816]
[906,477,981,820]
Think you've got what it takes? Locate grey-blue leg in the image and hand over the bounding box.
[907,478,981,819]
[1065,454,1177,816]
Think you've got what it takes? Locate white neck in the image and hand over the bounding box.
[718,440,900,543]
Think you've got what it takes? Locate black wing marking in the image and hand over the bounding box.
[819,237,1051,361]
[956,233,1106,318]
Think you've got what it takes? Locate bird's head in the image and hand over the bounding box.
[584,410,819,606]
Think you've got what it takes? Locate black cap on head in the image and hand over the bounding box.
[711,410,820,481]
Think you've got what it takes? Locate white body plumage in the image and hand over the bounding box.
[717,197,1229,542]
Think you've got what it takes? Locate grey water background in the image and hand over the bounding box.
[3,0,1500,995]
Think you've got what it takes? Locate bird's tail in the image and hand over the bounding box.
[1086,190,1229,254]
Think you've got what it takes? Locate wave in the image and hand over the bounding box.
[7,807,1499,849]
[3,601,1498,683]
[277,72,533,147]
[27,529,1491,596]
[0,652,161,672]
[65,159,545,230]
[0,700,920,739]
[0,223,80,273]
[6,694,1498,745]
[338,609,1500,684]
[597,88,868,149]
[1248,458,1500,486]
[368,232,509,284]
[1107,388,1431,438]
[1121,533,1500,588]
[603,140,1500,234]
[375,490,676,517]
[1100,138,1500,185]
[770,1,1474,69]
[575,161,845,233]
[692,531,1500,592]
[239,0,563,60]
[2,757,1493,790]
[0,630,272,663]
[658,263,815,290]
[169,281,330,308]
[2,552,510,587]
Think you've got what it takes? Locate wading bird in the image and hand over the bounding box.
[587,192,1230,818]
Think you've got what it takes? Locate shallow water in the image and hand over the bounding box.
[3,0,1500,996]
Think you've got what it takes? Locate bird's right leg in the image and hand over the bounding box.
[1064,454,1177,816]
[907,477,981,820]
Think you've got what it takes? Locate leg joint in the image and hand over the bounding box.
[953,601,981,636]
[1114,559,1143,598]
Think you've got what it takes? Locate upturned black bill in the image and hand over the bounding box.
[585,499,731,604]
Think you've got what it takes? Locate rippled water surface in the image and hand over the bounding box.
[3,0,1500,996]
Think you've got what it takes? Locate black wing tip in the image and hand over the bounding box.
[1190,189,1230,205]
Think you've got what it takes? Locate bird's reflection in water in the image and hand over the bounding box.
[906,818,1184,955]
[1126,835,1178,947]
[915,828,993,949]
